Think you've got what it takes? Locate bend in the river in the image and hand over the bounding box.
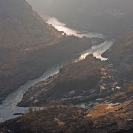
[0,17,114,122]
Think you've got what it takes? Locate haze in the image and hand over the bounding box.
[27,0,133,36]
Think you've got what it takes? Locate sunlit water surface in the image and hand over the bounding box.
[43,17,105,39]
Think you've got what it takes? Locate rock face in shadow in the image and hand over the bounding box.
[18,55,101,106]
[0,0,60,103]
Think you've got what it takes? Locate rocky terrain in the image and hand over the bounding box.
[18,55,102,106]
[0,0,96,104]
[103,30,133,85]
[18,50,127,108]
[18,30,133,107]
[13,29,133,132]
[19,33,133,107]
[1,0,133,132]
[0,35,132,133]
[0,0,59,103]
[86,90,133,132]
[27,0,133,36]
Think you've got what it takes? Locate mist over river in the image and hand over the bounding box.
[0,17,113,122]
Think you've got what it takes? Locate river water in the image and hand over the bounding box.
[0,17,113,122]
[45,17,105,39]
[0,65,61,122]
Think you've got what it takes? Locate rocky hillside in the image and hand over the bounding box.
[0,0,61,51]
[1,21,133,133]
[0,0,60,103]
[0,0,93,104]
[1,90,133,133]
[86,89,133,132]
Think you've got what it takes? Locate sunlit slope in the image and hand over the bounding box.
[103,31,133,80]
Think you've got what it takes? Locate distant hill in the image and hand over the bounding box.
[27,0,133,36]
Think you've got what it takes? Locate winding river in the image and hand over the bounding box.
[0,17,114,122]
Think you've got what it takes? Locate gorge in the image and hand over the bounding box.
[0,0,133,132]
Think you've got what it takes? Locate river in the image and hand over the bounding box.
[0,17,114,122]
[44,16,105,39]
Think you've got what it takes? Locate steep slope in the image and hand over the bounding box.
[103,31,133,81]
[0,0,60,103]
[27,0,133,36]
[18,55,101,106]
[0,0,93,104]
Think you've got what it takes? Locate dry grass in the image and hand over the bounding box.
[86,103,119,118]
